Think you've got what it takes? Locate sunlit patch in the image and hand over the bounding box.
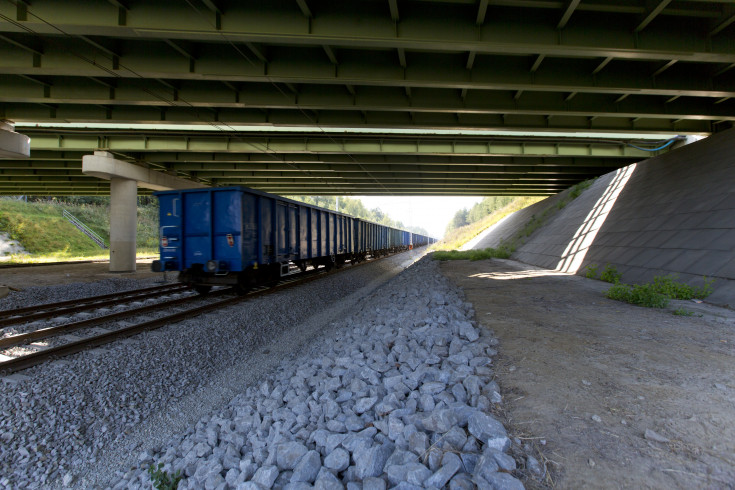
[469,269,572,281]
[556,163,637,274]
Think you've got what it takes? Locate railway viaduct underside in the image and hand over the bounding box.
[1,0,734,271]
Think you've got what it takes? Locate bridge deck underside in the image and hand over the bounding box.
[0,0,733,195]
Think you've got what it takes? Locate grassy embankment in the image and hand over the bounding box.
[0,199,159,263]
[432,196,544,255]
[433,179,596,261]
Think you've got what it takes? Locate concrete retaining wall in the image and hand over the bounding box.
[471,128,735,306]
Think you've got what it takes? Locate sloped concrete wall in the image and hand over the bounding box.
[471,128,735,306]
[461,192,571,250]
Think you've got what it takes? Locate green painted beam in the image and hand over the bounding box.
[1,1,732,63]
[0,72,735,112]
[1,79,733,122]
[1,45,733,100]
[0,165,618,177]
[23,132,663,158]
[5,105,711,134]
[15,152,638,168]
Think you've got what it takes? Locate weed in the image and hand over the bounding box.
[585,264,599,279]
[650,274,715,300]
[607,274,714,309]
[600,264,622,284]
[569,179,594,199]
[432,247,512,261]
[606,283,669,308]
[148,463,182,490]
[673,308,696,316]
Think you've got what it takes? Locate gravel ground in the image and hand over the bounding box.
[1,253,534,489]
[0,252,417,487]
[108,256,530,489]
[0,283,195,340]
[0,277,171,314]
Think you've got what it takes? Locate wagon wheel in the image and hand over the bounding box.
[194,285,212,295]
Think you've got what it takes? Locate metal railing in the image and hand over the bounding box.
[62,209,107,249]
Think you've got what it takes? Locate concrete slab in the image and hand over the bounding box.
[0,122,30,159]
[686,251,735,277]
[466,128,735,305]
[662,250,711,275]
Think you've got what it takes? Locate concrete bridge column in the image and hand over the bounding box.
[109,177,138,272]
[0,121,30,159]
[82,151,207,273]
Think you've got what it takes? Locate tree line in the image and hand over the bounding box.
[445,196,516,234]
[286,195,429,236]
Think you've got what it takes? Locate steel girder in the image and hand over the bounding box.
[21,131,659,158]
[1,0,733,195]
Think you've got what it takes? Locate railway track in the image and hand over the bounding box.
[0,263,342,374]
[0,282,190,327]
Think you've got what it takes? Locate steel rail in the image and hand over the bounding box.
[0,295,247,375]
[0,288,231,350]
[0,249,416,374]
[0,284,189,325]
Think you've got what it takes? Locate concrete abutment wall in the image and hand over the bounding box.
[471,128,735,306]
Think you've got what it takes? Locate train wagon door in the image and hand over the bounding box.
[158,193,182,269]
[276,201,289,259]
[241,193,258,265]
[182,191,211,268]
[213,190,243,271]
[310,208,319,258]
[299,206,309,259]
[288,203,298,258]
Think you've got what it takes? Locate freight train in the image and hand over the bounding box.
[151,187,436,294]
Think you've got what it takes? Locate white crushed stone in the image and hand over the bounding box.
[1,253,530,489]
[106,257,524,489]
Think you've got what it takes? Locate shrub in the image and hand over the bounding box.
[606,274,714,309]
[585,264,598,279]
[600,264,622,284]
[432,247,512,261]
[606,283,669,308]
[650,274,715,300]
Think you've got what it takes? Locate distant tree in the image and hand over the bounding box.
[446,208,470,234]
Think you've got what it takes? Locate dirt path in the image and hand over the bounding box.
[441,258,735,489]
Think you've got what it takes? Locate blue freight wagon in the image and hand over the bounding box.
[151,186,432,294]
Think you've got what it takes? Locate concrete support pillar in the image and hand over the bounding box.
[0,121,30,159]
[82,151,207,272]
[109,177,138,272]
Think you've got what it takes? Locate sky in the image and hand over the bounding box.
[355,195,483,238]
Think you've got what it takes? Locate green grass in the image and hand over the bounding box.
[433,196,543,251]
[606,274,715,309]
[0,198,159,262]
[673,308,698,317]
[432,247,512,261]
[498,178,596,254]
